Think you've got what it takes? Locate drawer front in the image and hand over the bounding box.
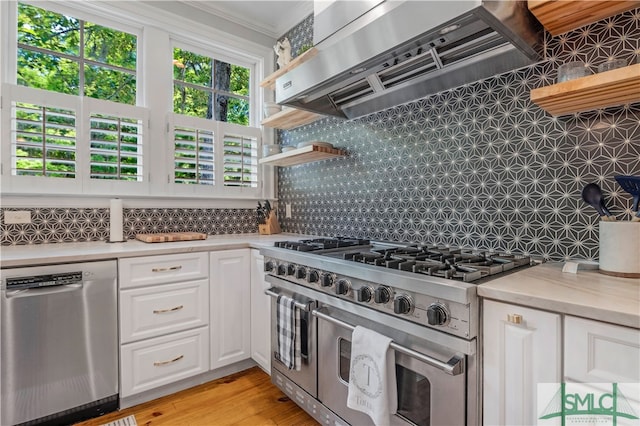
[565,316,640,383]
[120,327,209,397]
[120,279,209,344]
[119,252,209,288]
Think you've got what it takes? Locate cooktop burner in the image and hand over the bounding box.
[343,246,530,282]
[275,237,370,251]
[273,238,532,283]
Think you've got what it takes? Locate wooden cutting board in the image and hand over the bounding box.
[135,232,208,243]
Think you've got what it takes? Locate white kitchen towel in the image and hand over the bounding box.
[347,325,397,426]
[276,294,301,371]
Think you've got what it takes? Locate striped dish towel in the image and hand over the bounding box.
[276,294,301,371]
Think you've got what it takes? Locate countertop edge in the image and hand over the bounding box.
[478,263,640,329]
[0,233,308,268]
[478,285,640,329]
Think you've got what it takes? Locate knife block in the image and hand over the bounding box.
[259,211,281,235]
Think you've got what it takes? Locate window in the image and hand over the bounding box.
[2,2,147,194]
[17,3,137,104]
[1,1,268,199]
[170,43,261,197]
[173,47,250,125]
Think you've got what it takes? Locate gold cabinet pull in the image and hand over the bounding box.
[153,305,184,314]
[507,314,523,324]
[151,265,183,272]
[153,354,184,366]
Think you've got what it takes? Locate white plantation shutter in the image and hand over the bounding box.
[90,114,143,181]
[170,116,261,197]
[12,101,77,178]
[83,98,149,194]
[217,122,261,197]
[1,85,81,194]
[222,133,258,188]
[174,125,215,186]
[1,85,149,194]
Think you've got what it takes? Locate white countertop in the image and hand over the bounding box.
[478,262,640,329]
[0,233,308,268]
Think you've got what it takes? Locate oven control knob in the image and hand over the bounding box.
[427,303,449,326]
[335,279,351,296]
[277,264,287,276]
[295,266,307,280]
[393,295,413,314]
[374,286,391,304]
[264,260,276,272]
[307,270,320,284]
[320,273,334,287]
[356,286,373,303]
[286,264,296,276]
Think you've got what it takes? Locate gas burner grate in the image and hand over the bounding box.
[342,245,532,282]
[275,237,371,251]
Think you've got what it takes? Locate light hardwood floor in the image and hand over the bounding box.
[76,367,319,426]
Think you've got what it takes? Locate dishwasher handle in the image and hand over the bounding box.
[4,283,83,299]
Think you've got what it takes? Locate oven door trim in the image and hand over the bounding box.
[312,306,464,375]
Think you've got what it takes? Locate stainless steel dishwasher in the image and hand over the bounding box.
[1,260,118,425]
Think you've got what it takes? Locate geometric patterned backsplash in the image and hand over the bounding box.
[0,208,258,246]
[276,9,640,261]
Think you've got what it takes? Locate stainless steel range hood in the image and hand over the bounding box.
[275,1,543,120]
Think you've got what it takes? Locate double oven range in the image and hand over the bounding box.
[261,238,534,426]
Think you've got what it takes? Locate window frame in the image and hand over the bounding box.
[1,0,274,201]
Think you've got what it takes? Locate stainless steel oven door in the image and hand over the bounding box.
[266,286,318,398]
[316,305,466,426]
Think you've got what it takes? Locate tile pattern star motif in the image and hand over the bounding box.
[276,9,640,261]
[1,208,258,245]
[279,13,313,61]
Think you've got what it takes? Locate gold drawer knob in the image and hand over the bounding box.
[507,314,523,324]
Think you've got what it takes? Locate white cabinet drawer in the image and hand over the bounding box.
[119,252,208,288]
[565,316,640,383]
[120,327,209,397]
[120,279,209,343]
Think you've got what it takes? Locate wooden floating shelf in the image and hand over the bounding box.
[259,144,346,167]
[528,0,640,36]
[530,64,640,116]
[261,108,323,129]
[260,47,318,90]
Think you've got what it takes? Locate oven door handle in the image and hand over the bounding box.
[264,287,314,311]
[312,307,464,376]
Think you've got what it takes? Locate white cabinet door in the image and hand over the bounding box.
[565,316,640,383]
[250,249,271,373]
[210,249,251,370]
[483,300,561,426]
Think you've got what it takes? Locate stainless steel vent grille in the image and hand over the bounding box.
[330,21,510,108]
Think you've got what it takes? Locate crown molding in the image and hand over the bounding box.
[182,1,313,39]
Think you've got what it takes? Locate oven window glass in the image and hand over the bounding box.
[338,339,432,426]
